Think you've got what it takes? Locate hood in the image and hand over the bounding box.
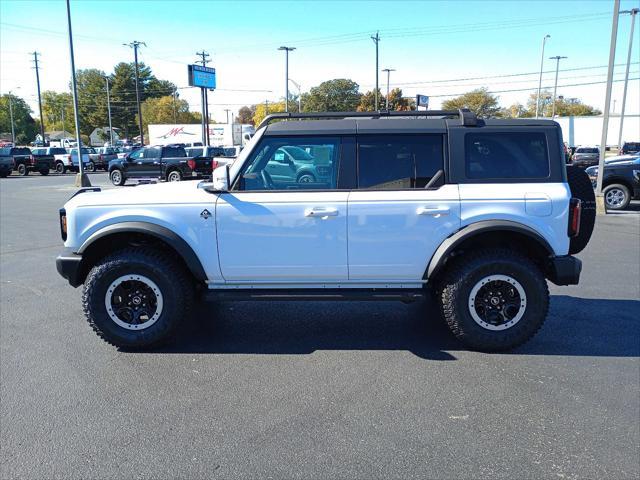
[65,180,213,209]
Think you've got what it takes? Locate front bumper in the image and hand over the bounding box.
[547,255,582,286]
[56,248,83,287]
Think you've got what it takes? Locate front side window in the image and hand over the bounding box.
[358,134,444,189]
[465,132,549,179]
[128,149,144,160]
[236,136,340,191]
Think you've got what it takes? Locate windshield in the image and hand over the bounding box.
[577,148,598,154]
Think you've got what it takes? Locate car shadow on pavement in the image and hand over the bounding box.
[134,295,640,359]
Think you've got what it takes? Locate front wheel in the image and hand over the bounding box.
[167,170,182,182]
[297,172,315,184]
[603,184,631,210]
[437,248,549,352]
[82,248,193,349]
[110,169,125,186]
[17,164,28,176]
[86,161,96,173]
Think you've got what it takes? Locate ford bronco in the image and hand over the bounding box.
[56,110,595,351]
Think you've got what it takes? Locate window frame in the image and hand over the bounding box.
[230,134,350,192]
[355,133,447,191]
[448,126,565,184]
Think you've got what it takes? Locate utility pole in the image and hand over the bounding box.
[124,40,146,145]
[61,105,65,136]
[66,0,90,187]
[8,92,15,144]
[32,52,45,144]
[617,8,638,149]
[382,68,395,110]
[224,109,231,124]
[549,55,567,118]
[535,34,551,118]
[172,87,177,124]
[105,76,114,146]
[196,50,211,146]
[596,0,621,206]
[265,99,269,115]
[371,32,380,111]
[278,46,295,112]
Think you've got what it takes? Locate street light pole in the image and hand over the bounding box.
[617,8,638,149]
[124,40,146,145]
[278,46,295,112]
[289,78,302,112]
[549,55,567,118]
[8,91,15,144]
[65,0,90,187]
[596,0,621,204]
[105,76,114,146]
[371,32,380,111]
[535,34,550,119]
[382,68,395,110]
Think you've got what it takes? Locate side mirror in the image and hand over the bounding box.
[201,164,230,192]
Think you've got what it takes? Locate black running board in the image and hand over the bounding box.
[203,288,425,303]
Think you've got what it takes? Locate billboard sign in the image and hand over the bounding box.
[416,95,429,108]
[188,65,216,89]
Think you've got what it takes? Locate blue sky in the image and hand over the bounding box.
[1,0,638,122]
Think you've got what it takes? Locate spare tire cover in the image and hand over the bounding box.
[566,165,596,254]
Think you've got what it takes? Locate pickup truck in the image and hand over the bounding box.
[108,145,211,186]
[0,149,14,177]
[87,147,117,172]
[0,146,52,176]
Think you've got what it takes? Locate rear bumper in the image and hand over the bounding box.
[56,248,83,287]
[547,255,582,286]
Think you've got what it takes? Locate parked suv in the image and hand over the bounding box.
[586,155,640,210]
[56,110,594,351]
[618,142,640,156]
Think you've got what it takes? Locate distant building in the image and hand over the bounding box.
[89,127,121,146]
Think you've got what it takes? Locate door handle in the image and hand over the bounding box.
[417,206,450,216]
[305,207,339,217]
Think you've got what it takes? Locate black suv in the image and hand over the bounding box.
[619,142,640,156]
[586,156,640,210]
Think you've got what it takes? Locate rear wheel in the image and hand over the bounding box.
[82,248,193,349]
[566,165,595,254]
[86,161,96,172]
[297,172,315,184]
[55,162,66,174]
[17,164,28,176]
[110,169,125,186]
[167,170,182,182]
[438,248,549,352]
[603,184,631,210]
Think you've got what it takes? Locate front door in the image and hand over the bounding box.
[215,135,348,283]
[347,134,461,281]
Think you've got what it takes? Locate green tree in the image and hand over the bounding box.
[357,88,383,111]
[76,68,109,136]
[301,79,361,112]
[236,105,256,125]
[525,92,600,117]
[0,93,38,143]
[41,91,75,133]
[139,95,200,137]
[442,87,501,118]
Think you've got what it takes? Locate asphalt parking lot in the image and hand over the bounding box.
[1,172,639,479]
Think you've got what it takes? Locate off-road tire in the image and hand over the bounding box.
[17,164,28,176]
[566,165,595,254]
[110,169,125,186]
[82,248,194,349]
[166,170,182,182]
[603,183,631,211]
[438,248,549,352]
[40,169,49,176]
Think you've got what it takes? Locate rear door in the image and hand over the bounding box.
[215,135,349,283]
[347,133,460,281]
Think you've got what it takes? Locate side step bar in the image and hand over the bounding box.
[203,288,425,303]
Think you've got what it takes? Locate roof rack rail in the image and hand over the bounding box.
[257,108,477,129]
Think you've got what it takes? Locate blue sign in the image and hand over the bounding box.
[188,65,216,89]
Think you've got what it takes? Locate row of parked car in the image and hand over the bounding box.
[0,144,238,183]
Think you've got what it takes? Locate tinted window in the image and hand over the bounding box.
[238,136,339,191]
[576,147,598,154]
[11,148,31,155]
[465,132,549,179]
[358,135,444,189]
[188,148,203,157]
[49,148,66,155]
[163,146,186,158]
[32,148,45,155]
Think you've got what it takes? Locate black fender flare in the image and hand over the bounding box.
[78,221,207,281]
[425,220,554,280]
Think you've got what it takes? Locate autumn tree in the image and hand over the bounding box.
[525,91,600,117]
[41,91,75,133]
[442,87,501,118]
[253,101,286,127]
[236,105,256,125]
[139,95,200,137]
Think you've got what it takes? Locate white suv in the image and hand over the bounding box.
[56,110,594,351]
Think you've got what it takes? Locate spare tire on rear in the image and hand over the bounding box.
[566,165,595,254]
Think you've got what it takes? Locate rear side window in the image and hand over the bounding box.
[188,148,203,157]
[465,132,549,179]
[358,134,444,189]
[50,148,66,155]
[11,148,31,156]
[163,146,186,158]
